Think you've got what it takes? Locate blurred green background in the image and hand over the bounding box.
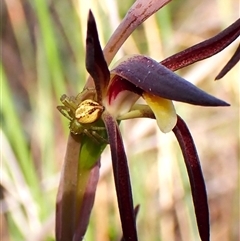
[1,0,239,240]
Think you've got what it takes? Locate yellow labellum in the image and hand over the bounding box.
[143,93,177,133]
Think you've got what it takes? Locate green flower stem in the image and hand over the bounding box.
[118,104,155,120]
[56,134,80,241]
[56,130,107,240]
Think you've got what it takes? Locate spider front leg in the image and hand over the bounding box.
[60,94,78,112]
[57,105,73,121]
[70,121,108,144]
[57,94,77,120]
[75,87,97,103]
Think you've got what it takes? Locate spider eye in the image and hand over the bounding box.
[75,99,104,124]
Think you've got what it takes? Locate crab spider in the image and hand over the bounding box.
[57,89,107,143]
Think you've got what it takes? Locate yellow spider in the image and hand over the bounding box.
[57,89,107,143]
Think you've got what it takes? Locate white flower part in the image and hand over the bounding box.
[103,90,140,118]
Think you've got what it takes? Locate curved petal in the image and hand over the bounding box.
[103,0,171,66]
[143,92,177,133]
[215,43,240,80]
[173,116,209,241]
[161,18,240,71]
[111,55,229,106]
[102,111,138,241]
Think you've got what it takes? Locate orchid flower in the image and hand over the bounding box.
[56,4,240,241]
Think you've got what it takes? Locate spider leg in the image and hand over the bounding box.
[57,106,73,121]
[91,130,109,144]
[76,88,97,103]
[82,126,108,144]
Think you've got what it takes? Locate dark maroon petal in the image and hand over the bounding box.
[111,55,229,106]
[74,161,100,240]
[102,111,138,241]
[173,115,209,241]
[120,205,140,241]
[161,18,240,71]
[86,10,110,102]
[215,44,240,80]
[56,134,80,241]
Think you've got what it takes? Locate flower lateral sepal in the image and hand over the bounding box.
[173,115,210,241]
